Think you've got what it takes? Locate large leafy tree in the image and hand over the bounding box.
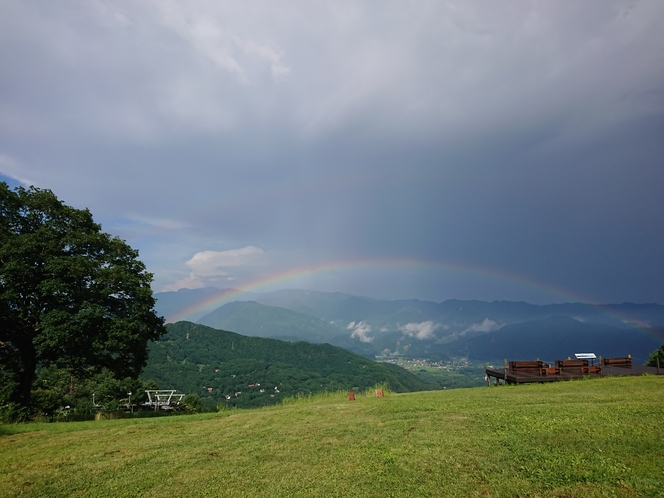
[0,183,165,408]
[646,343,664,368]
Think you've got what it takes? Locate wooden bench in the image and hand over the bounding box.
[509,360,547,370]
[555,360,601,375]
[556,359,588,369]
[602,356,632,368]
[509,360,551,376]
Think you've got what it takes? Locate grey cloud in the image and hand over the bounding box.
[1,1,662,303]
[400,321,442,340]
[460,319,501,336]
[3,1,661,145]
[348,321,373,343]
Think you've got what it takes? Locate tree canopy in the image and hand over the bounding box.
[646,343,664,368]
[0,183,165,411]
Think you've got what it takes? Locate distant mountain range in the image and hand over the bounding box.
[153,288,664,363]
[446,316,663,363]
[198,301,342,343]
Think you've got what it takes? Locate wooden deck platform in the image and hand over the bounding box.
[485,360,662,385]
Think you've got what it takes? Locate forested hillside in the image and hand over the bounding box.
[142,322,434,408]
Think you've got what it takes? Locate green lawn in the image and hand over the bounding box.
[1,375,663,497]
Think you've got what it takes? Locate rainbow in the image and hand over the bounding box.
[163,257,664,349]
[166,257,596,323]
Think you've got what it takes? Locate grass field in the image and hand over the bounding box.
[1,375,663,497]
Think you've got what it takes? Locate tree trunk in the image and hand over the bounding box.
[13,342,37,407]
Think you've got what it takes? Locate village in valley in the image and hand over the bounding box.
[377,357,487,390]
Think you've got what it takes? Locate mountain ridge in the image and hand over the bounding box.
[153,288,664,363]
[198,301,343,343]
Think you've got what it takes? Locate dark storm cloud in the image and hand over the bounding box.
[0,1,662,302]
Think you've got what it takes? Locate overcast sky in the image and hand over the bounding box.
[1,1,663,304]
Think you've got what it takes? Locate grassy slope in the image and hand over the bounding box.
[1,376,663,497]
